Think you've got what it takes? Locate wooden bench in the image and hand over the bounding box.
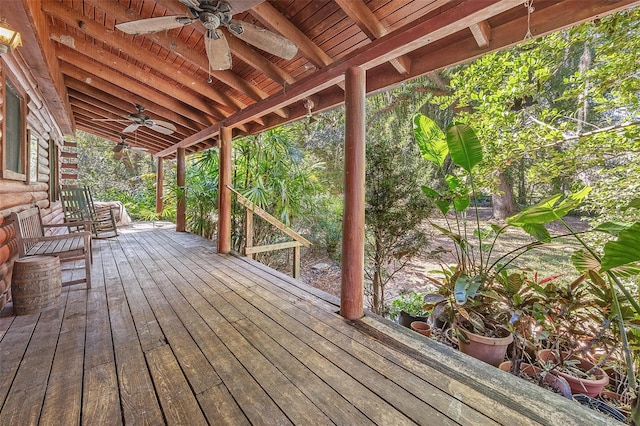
[11,207,92,288]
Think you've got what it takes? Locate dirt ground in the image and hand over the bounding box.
[300,208,590,305]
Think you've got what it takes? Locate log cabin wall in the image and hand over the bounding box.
[0,52,67,311]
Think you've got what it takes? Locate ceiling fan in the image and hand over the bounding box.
[113,135,148,161]
[93,104,177,135]
[115,0,298,71]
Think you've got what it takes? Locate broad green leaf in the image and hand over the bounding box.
[421,185,441,199]
[446,123,483,173]
[422,186,450,215]
[454,274,482,305]
[507,194,564,225]
[553,187,592,217]
[445,174,463,191]
[413,114,448,167]
[431,222,463,245]
[453,194,470,212]
[520,223,551,242]
[435,200,451,215]
[594,221,634,236]
[601,223,640,272]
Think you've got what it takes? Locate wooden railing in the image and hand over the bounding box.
[228,186,311,278]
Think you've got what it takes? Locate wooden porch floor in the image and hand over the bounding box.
[0,223,616,425]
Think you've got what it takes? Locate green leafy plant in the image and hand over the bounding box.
[388,291,431,321]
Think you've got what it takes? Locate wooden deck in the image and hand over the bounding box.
[0,223,617,425]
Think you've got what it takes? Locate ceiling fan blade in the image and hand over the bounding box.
[130,146,149,152]
[152,119,177,132]
[114,151,123,160]
[227,0,264,14]
[146,120,176,135]
[205,30,232,70]
[123,123,140,133]
[229,20,297,60]
[116,16,194,35]
[113,143,125,153]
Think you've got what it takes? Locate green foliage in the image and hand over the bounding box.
[388,291,430,320]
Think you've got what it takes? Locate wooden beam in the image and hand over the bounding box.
[217,127,232,253]
[244,241,303,255]
[40,1,246,111]
[156,158,163,214]
[59,62,211,128]
[176,148,186,232]
[153,0,295,87]
[341,66,365,321]
[470,20,491,48]
[50,32,229,119]
[334,0,412,74]
[64,77,204,133]
[250,1,333,68]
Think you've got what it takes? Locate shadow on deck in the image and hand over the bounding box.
[0,223,616,425]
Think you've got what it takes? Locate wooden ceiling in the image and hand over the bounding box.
[7,0,639,158]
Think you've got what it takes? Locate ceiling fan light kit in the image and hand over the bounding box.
[115,0,298,72]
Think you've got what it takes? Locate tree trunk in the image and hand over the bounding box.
[492,171,519,220]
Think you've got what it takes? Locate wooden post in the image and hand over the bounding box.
[340,66,365,320]
[244,209,254,259]
[217,127,232,253]
[176,147,186,232]
[156,156,163,214]
[293,245,301,279]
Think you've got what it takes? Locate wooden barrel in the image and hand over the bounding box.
[11,256,62,315]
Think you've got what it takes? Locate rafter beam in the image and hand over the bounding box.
[41,0,244,109]
[59,61,212,128]
[154,0,295,86]
[64,77,203,133]
[250,1,333,68]
[54,44,225,121]
[80,0,269,102]
[334,0,412,74]
[470,20,491,48]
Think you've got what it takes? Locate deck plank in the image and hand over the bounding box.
[0,224,619,425]
[0,296,67,424]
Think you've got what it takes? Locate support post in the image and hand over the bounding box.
[176,147,186,232]
[217,127,232,253]
[156,156,163,214]
[293,245,301,279]
[340,66,365,320]
[244,209,254,259]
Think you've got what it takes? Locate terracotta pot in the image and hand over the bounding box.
[398,311,428,328]
[499,361,572,398]
[456,326,513,367]
[410,321,431,337]
[536,349,609,397]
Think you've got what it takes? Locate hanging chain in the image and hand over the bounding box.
[524,0,535,40]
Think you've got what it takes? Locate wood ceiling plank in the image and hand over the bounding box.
[81,0,271,103]
[64,77,204,134]
[334,0,411,74]
[52,39,226,120]
[58,60,213,128]
[42,0,246,110]
[154,0,296,87]
[61,62,207,130]
[68,90,192,140]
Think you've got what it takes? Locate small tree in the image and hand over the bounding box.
[365,90,433,316]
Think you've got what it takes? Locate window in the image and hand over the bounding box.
[49,139,59,201]
[2,75,27,180]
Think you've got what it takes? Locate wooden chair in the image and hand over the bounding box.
[60,186,118,238]
[11,206,92,288]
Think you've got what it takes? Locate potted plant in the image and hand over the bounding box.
[536,348,609,397]
[388,290,431,328]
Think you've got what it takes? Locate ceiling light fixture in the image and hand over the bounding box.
[0,18,22,54]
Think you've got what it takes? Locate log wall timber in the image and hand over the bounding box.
[0,48,67,311]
